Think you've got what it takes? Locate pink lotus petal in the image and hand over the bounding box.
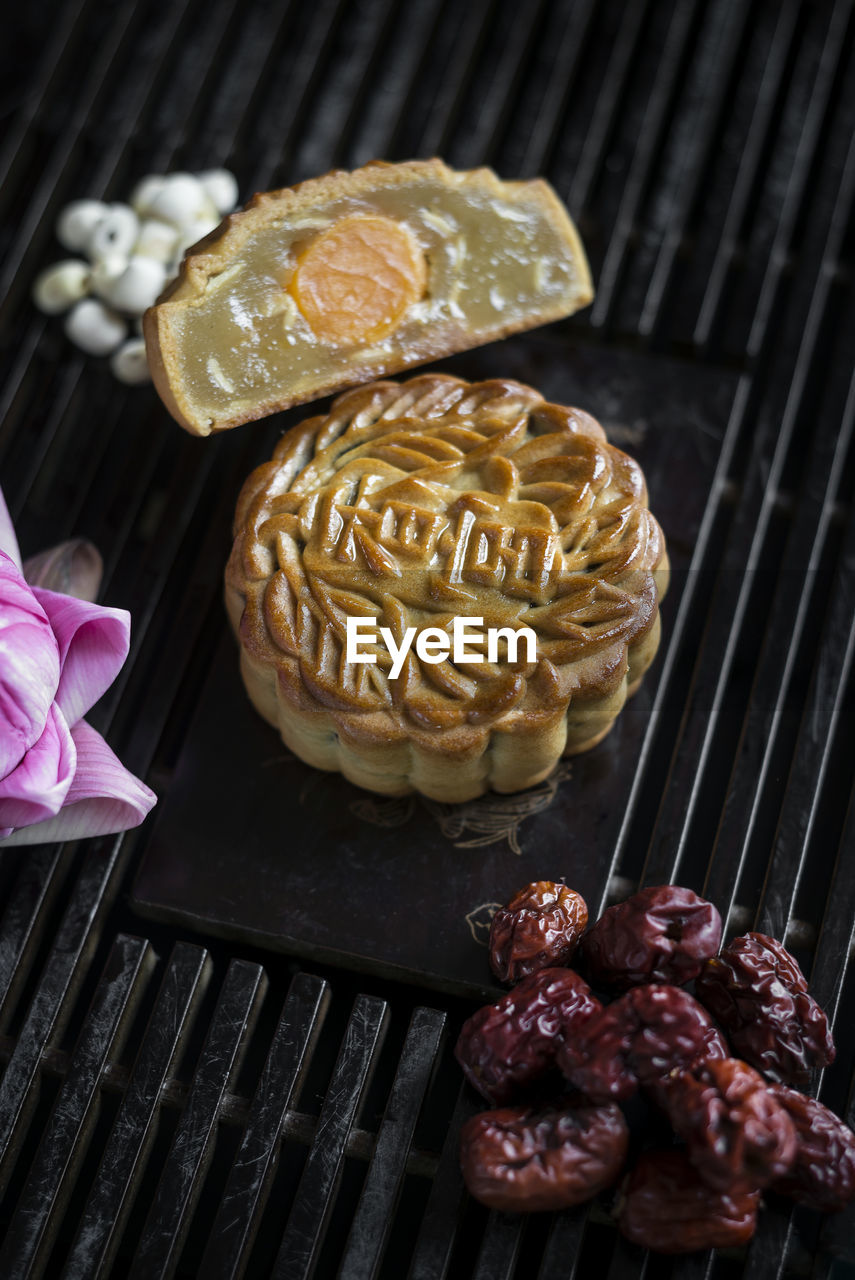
[0,719,155,845]
[0,702,75,832]
[0,484,22,568]
[0,552,60,777]
[32,586,129,727]
[24,539,104,602]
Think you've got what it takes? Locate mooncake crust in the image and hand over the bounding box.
[225,374,668,802]
[144,159,593,436]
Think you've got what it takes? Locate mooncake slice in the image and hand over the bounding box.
[225,374,668,803]
[144,159,593,436]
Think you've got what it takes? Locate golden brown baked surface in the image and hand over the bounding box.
[144,159,593,436]
[225,375,668,802]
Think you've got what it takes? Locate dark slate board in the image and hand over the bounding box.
[131,338,737,999]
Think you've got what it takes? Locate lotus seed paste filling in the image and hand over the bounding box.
[171,178,583,422]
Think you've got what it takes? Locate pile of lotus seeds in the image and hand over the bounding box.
[32,170,239,384]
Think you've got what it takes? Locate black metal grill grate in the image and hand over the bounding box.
[2,0,855,1275]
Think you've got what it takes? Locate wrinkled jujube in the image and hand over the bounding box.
[659,1057,796,1192]
[695,932,835,1085]
[489,881,588,984]
[559,983,727,1102]
[617,1149,761,1253]
[581,884,722,990]
[768,1084,855,1211]
[455,967,601,1105]
[460,1096,629,1212]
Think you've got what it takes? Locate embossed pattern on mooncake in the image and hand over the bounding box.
[225,375,668,802]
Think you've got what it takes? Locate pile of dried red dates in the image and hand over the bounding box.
[455,881,855,1253]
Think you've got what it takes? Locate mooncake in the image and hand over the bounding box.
[144,159,593,436]
[225,375,668,802]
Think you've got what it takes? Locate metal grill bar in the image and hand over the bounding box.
[129,959,267,1280]
[694,0,802,348]
[537,1209,590,1280]
[814,792,855,1267]
[636,0,752,337]
[89,0,240,199]
[0,934,153,1279]
[198,971,330,1280]
[289,0,399,183]
[0,1024,445,1177]
[589,0,701,328]
[598,49,854,911]
[446,0,547,170]
[0,847,68,1034]
[407,1087,478,1280]
[746,0,853,359]
[272,994,389,1280]
[0,0,185,306]
[567,0,652,216]
[472,1211,524,1280]
[605,1237,650,1280]
[188,0,302,169]
[417,0,494,158]
[807,789,855,1041]
[0,324,54,458]
[0,0,194,492]
[344,0,444,165]
[592,367,754,917]
[61,943,211,1279]
[82,436,232,730]
[706,357,855,929]
[640,107,855,898]
[250,0,349,184]
[0,838,127,1200]
[337,1006,445,1280]
[136,0,247,167]
[505,0,598,178]
[754,484,855,930]
[0,0,90,196]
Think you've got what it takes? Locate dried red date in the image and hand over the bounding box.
[617,1149,760,1253]
[460,1096,629,1212]
[660,1058,795,1192]
[768,1085,855,1211]
[559,984,727,1102]
[489,881,588,984]
[695,932,835,1085]
[581,885,722,989]
[455,968,601,1105]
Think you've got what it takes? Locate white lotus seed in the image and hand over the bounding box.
[181,213,221,250]
[164,218,218,277]
[110,337,151,384]
[86,204,140,261]
[197,169,239,214]
[32,260,92,314]
[101,256,167,314]
[146,173,215,229]
[129,174,166,216]
[134,217,180,263]
[90,253,129,301]
[56,200,108,253]
[64,298,127,355]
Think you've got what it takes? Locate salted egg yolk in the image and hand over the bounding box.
[290,214,427,345]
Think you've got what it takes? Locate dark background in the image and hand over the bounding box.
[1,1,854,1277]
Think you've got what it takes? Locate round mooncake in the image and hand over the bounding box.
[225,375,668,802]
